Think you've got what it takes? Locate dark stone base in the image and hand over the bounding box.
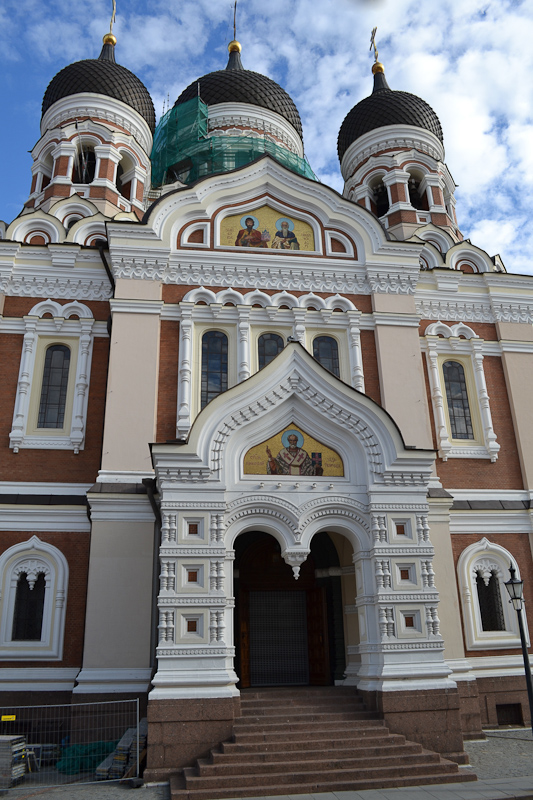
[144,696,241,782]
[476,674,532,727]
[359,687,465,756]
[456,680,484,739]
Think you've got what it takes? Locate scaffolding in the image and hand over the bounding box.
[150,97,317,188]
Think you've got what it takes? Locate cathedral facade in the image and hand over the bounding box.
[1,27,532,783]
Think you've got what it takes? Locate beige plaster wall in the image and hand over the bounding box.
[102,302,161,472]
[497,323,533,489]
[373,312,433,448]
[428,497,465,661]
[82,520,154,668]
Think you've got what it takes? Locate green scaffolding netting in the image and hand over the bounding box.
[150,97,317,188]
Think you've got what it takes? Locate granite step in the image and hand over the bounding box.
[216,738,418,759]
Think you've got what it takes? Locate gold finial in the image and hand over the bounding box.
[369,26,384,74]
[103,32,117,45]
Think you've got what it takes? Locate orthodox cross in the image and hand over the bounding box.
[370,26,379,63]
[109,0,116,34]
[234,0,238,40]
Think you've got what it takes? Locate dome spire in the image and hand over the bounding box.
[100,0,117,62]
[227,1,243,70]
[369,26,390,91]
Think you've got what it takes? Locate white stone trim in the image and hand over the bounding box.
[0,508,90,533]
[207,102,303,157]
[341,125,445,182]
[73,668,153,694]
[424,321,499,461]
[457,538,529,651]
[41,93,153,156]
[0,667,80,692]
[0,536,69,660]
[9,300,95,454]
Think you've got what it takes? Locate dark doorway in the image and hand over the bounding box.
[234,532,345,688]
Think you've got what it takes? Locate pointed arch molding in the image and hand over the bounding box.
[457,538,528,650]
[155,344,434,490]
[0,536,69,660]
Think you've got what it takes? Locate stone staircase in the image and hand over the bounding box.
[170,687,475,799]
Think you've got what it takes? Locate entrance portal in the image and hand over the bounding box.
[234,532,345,688]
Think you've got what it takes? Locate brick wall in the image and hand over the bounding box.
[156,320,180,441]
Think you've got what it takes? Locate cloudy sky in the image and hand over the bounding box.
[1,0,532,274]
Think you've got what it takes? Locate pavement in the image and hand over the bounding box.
[3,729,532,800]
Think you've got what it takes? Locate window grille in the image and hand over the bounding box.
[313,336,340,377]
[37,345,71,428]
[476,570,506,631]
[443,360,474,439]
[201,331,228,408]
[258,333,284,369]
[12,572,45,641]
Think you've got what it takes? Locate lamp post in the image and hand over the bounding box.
[504,564,533,735]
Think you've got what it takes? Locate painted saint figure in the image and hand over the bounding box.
[266,432,315,475]
[270,219,300,250]
[235,217,267,247]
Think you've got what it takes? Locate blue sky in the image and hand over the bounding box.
[1,0,532,274]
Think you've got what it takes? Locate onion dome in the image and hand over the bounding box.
[42,33,156,132]
[174,40,303,139]
[338,62,442,162]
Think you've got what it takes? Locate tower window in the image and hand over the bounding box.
[258,333,284,369]
[201,331,228,408]
[72,148,96,184]
[38,345,71,429]
[408,177,428,210]
[370,180,389,217]
[12,572,46,641]
[442,361,474,439]
[476,570,505,631]
[313,336,340,377]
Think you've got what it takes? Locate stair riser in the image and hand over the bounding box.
[234,718,380,733]
[171,773,476,800]
[224,733,400,751]
[241,704,365,715]
[183,762,461,790]
[233,727,389,743]
[237,711,373,724]
[214,743,420,761]
[197,753,441,776]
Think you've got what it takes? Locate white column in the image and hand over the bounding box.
[9,319,37,453]
[176,303,194,438]
[70,318,95,454]
[237,306,251,382]
[347,310,364,392]
[471,339,500,461]
[425,338,452,460]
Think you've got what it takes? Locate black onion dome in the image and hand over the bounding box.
[42,38,156,133]
[175,46,303,139]
[338,69,443,161]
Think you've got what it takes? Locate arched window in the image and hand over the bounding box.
[201,331,228,408]
[12,572,46,641]
[476,570,505,632]
[258,333,284,369]
[72,148,96,184]
[38,345,71,428]
[313,336,340,377]
[442,361,474,440]
[0,536,69,659]
[369,177,389,217]
[457,538,528,651]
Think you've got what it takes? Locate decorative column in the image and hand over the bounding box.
[292,308,306,347]
[9,318,38,453]
[237,306,251,382]
[425,337,452,460]
[70,318,95,454]
[347,310,364,392]
[470,338,500,461]
[176,303,194,438]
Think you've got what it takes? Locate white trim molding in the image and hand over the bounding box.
[457,538,529,651]
[9,299,95,454]
[424,321,499,461]
[0,536,69,660]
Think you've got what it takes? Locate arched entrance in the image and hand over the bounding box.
[234,532,346,688]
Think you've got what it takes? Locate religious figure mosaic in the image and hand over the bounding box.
[243,425,344,476]
[220,205,315,251]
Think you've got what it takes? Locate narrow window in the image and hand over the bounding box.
[476,570,505,631]
[258,333,284,369]
[201,331,228,408]
[12,572,46,641]
[313,336,340,377]
[38,345,71,428]
[72,148,96,184]
[443,361,474,439]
